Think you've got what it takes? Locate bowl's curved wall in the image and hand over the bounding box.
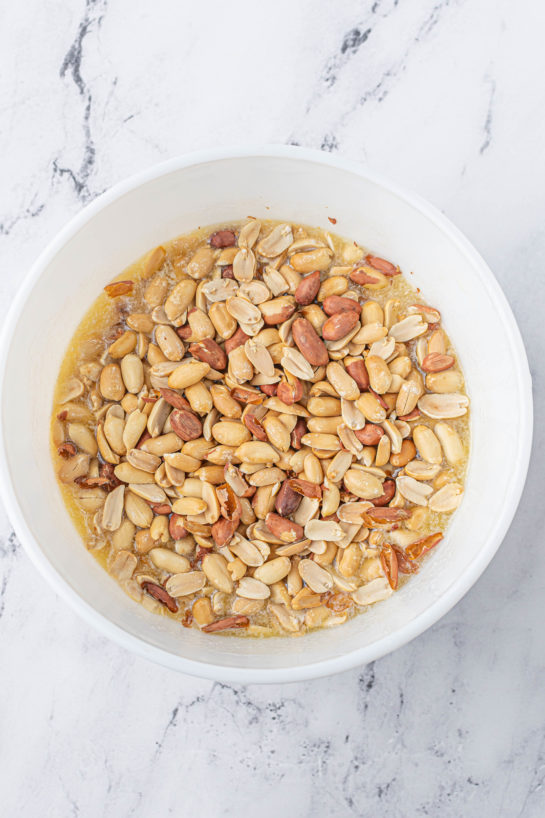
[0,149,532,681]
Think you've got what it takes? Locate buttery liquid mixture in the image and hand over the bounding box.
[51,219,469,636]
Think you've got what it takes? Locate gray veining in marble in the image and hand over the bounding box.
[1,0,544,815]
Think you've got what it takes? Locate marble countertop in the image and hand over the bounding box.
[1,1,543,815]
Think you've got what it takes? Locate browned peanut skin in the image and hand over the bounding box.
[321,310,359,341]
[294,270,321,305]
[291,318,329,366]
[265,512,304,543]
[349,268,383,286]
[160,388,192,410]
[288,478,322,499]
[355,425,384,445]
[261,302,296,326]
[243,410,267,441]
[421,353,455,372]
[390,439,416,468]
[177,324,192,340]
[142,581,178,613]
[277,378,303,405]
[345,358,369,390]
[365,254,399,275]
[202,615,249,632]
[169,409,203,441]
[189,339,227,369]
[210,229,236,248]
[370,478,396,507]
[275,481,303,516]
[291,418,307,450]
[169,514,187,539]
[212,517,238,547]
[259,383,277,396]
[224,327,249,354]
[322,295,361,316]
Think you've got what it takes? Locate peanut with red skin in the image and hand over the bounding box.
[211,517,238,547]
[294,270,321,305]
[265,512,304,543]
[159,388,192,410]
[169,409,202,442]
[345,358,369,390]
[169,514,187,540]
[421,353,455,373]
[355,424,384,445]
[291,318,329,366]
[322,311,359,341]
[277,378,303,405]
[365,254,399,275]
[259,383,278,397]
[371,478,396,507]
[350,268,383,286]
[142,581,178,613]
[202,615,249,632]
[210,229,236,248]
[290,418,307,450]
[224,327,249,355]
[275,481,302,516]
[188,338,227,369]
[288,478,322,499]
[322,295,361,316]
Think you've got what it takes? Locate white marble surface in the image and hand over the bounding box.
[1,1,543,815]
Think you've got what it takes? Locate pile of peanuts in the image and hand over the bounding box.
[53,219,468,636]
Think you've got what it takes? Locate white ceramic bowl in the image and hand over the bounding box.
[0,147,532,682]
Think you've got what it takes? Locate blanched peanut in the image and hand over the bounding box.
[209,302,237,339]
[192,597,214,626]
[100,364,125,401]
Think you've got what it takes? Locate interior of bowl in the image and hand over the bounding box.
[0,151,531,679]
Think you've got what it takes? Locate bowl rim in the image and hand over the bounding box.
[0,145,533,683]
